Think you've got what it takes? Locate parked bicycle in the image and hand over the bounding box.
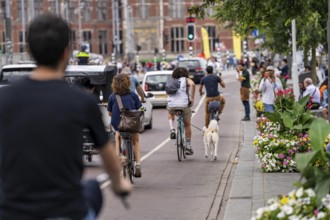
[120,131,136,183]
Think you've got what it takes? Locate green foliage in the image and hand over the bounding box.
[189,0,327,54]
[295,119,330,204]
[264,95,314,134]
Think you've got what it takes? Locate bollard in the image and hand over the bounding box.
[189,46,193,59]
[162,49,166,71]
[111,53,116,64]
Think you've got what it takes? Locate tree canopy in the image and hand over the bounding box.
[189,0,327,55]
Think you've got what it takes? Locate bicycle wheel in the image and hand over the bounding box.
[176,126,183,162]
[127,143,135,184]
[181,123,186,159]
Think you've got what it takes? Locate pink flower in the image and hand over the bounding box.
[283,161,288,165]
[299,133,303,137]
[314,209,319,216]
[279,153,285,159]
[286,156,291,160]
[293,147,298,151]
[288,150,294,155]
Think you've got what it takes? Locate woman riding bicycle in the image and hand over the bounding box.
[167,67,196,155]
[107,74,143,177]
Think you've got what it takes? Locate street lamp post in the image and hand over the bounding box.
[291,19,300,101]
[4,0,12,64]
[77,0,83,47]
[21,0,26,57]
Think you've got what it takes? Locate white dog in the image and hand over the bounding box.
[203,119,219,162]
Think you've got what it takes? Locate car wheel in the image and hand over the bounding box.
[145,116,153,129]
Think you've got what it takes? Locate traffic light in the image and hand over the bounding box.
[187,23,195,41]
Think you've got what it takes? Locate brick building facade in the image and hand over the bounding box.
[0,0,234,58]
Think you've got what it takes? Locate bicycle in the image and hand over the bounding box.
[119,131,135,184]
[175,109,187,162]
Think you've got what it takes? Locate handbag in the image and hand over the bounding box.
[116,95,144,133]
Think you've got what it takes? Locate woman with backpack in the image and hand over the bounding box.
[166,67,196,155]
[107,74,143,177]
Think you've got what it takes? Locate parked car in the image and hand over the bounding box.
[142,70,172,107]
[177,57,207,83]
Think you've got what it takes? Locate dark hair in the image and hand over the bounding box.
[27,14,71,69]
[172,67,189,79]
[304,65,311,71]
[282,59,287,64]
[206,66,213,74]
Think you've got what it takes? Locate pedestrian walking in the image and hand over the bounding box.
[0,15,131,220]
[236,62,251,121]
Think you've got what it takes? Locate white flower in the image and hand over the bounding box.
[317,212,326,219]
[305,188,315,197]
[282,205,294,215]
[308,217,316,220]
[256,208,265,216]
[277,211,285,218]
[289,215,300,220]
[269,203,279,211]
[296,187,304,198]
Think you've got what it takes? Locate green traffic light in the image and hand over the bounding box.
[188,34,194,40]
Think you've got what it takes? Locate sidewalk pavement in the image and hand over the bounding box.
[222,114,300,220]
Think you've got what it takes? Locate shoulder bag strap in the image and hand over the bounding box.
[312,88,317,96]
[115,95,124,111]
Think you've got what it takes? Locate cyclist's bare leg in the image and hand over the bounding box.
[115,131,121,155]
[219,96,225,114]
[168,112,175,130]
[132,133,141,164]
[205,98,211,128]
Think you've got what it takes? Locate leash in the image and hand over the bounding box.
[191,124,204,132]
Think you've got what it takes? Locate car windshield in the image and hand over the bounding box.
[0,70,33,84]
[145,74,171,92]
[178,60,200,68]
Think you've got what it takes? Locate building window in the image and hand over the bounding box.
[19,31,27,52]
[138,0,150,19]
[169,0,185,18]
[206,26,217,52]
[170,27,184,53]
[82,1,92,21]
[17,0,28,22]
[97,0,107,21]
[48,0,60,14]
[34,0,44,17]
[98,30,108,55]
[68,1,76,22]
[83,30,92,52]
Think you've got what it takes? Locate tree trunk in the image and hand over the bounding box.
[311,46,317,84]
[304,48,309,66]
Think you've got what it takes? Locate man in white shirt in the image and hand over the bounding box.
[303,78,320,109]
[207,56,221,75]
[259,66,283,112]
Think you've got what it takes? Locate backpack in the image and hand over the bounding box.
[165,78,181,95]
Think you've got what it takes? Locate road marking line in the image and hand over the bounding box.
[99,95,206,189]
